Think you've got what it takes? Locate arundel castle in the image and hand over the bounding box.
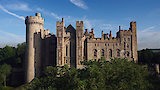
[25,13,138,83]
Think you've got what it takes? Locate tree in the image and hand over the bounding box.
[138,49,154,64]
[0,64,12,87]
[0,46,16,62]
[28,58,155,90]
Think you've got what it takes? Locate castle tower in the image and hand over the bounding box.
[25,13,44,83]
[57,18,65,66]
[130,21,138,62]
[76,21,84,68]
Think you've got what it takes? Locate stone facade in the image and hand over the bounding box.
[25,13,138,83]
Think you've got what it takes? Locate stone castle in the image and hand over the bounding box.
[25,13,138,83]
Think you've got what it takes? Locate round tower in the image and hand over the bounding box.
[25,13,44,83]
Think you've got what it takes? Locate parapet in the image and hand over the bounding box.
[25,13,44,25]
[57,18,64,26]
[130,21,136,25]
[76,21,83,26]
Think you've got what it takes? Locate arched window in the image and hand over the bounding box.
[66,45,68,56]
[117,49,120,57]
[94,49,97,57]
[109,49,112,57]
[101,49,104,56]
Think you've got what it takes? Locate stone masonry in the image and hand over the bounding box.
[25,13,138,83]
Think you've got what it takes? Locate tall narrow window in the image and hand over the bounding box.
[127,44,129,48]
[127,52,130,57]
[94,49,97,57]
[66,59,67,64]
[109,49,112,57]
[124,42,126,48]
[101,49,104,56]
[117,49,120,57]
[66,45,68,56]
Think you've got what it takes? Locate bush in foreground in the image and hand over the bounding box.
[27,58,155,90]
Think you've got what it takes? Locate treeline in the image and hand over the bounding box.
[26,58,160,90]
[0,43,26,89]
[0,42,25,67]
[138,49,160,64]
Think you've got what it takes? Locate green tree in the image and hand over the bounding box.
[0,46,16,62]
[0,64,12,87]
[138,49,154,64]
[17,42,26,56]
[28,58,154,90]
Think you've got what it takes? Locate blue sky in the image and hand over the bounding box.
[0,0,160,50]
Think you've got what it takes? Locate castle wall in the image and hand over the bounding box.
[86,38,120,61]
[25,13,44,83]
[25,13,138,83]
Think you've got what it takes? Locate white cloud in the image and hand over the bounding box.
[69,0,88,9]
[99,24,115,30]
[37,8,62,20]
[0,5,25,20]
[0,30,25,48]
[84,19,92,30]
[51,12,61,20]
[138,25,160,50]
[0,30,25,42]
[5,3,31,11]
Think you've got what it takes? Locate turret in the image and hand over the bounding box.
[109,31,112,39]
[130,21,137,62]
[76,21,84,37]
[57,18,65,66]
[119,26,121,30]
[107,33,109,38]
[25,13,44,83]
[84,29,88,35]
[76,21,84,68]
[90,28,95,38]
[102,30,104,39]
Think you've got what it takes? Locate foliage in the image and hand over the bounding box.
[0,43,26,68]
[28,58,154,90]
[138,49,160,64]
[138,49,154,63]
[0,42,26,88]
[0,64,12,87]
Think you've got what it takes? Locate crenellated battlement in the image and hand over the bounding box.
[57,18,64,26]
[25,13,44,25]
[87,37,120,43]
[76,21,83,26]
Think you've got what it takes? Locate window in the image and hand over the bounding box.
[66,59,67,64]
[66,45,68,56]
[128,38,130,41]
[124,42,126,48]
[109,49,112,57]
[127,52,130,57]
[105,43,106,46]
[108,44,109,46]
[127,44,129,48]
[124,38,126,41]
[95,44,96,46]
[94,49,97,57]
[101,49,104,56]
[117,49,120,57]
